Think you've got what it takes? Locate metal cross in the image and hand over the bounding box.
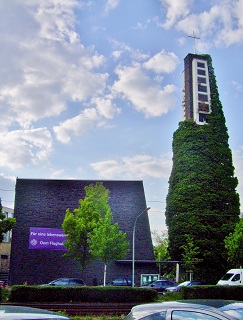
[188,31,200,54]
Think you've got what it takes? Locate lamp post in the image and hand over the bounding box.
[132,207,151,287]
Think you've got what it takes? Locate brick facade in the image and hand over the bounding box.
[9,178,156,286]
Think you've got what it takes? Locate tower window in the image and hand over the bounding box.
[198,94,208,102]
[197,62,205,68]
[198,69,206,76]
[198,77,206,84]
[199,113,208,123]
[198,85,207,92]
[198,102,209,112]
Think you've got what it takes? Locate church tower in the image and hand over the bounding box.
[165,53,240,283]
[182,54,211,124]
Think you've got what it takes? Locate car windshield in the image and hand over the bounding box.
[223,309,243,318]
[220,273,234,280]
[178,281,190,287]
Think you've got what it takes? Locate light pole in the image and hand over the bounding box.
[132,207,151,287]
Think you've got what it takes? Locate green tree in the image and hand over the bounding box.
[165,54,240,283]
[0,199,16,242]
[88,210,129,286]
[62,182,111,273]
[225,218,243,266]
[152,230,169,261]
[180,234,201,280]
[152,230,170,277]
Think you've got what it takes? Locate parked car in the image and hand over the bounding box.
[142,280,177,293]
[108,278,133,286]
[124,301,238,320]
[0,305,71,319]
[181,299,243,319]
[42,278,86,287]
[217,269,243,286]
[0,281,5,287]
[164,280,206,293]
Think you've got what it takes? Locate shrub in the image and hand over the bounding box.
[9,286,158,303]
[181,285,243,300]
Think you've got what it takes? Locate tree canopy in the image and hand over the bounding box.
[165,55,240,283]
[0,199,16,242]
[225,218,243,267]
[88,210,129,285]
[62,182,129,278]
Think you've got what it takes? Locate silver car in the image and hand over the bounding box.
[124,301,238,320]
[0,305,71,319]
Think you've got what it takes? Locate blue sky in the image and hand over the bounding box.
[0,0,243,234]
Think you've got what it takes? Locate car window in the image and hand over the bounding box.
[112,279,123,285]
[142,311,166,320]
[68,279,83,286]
[172,311,224,320]
[220,273,234,280]
[52,279,68,286]
[178,281,190,287]
[231,274,240,281]
[223,309,243,318]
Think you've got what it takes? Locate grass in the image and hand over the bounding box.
[67,293,183,319]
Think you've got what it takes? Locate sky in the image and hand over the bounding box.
[0,0,243,235]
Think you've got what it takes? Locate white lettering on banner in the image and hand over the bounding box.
[47,233,65,237]
[40,241,49,245]
[50,241,64,246]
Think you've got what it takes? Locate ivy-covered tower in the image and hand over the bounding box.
[165,54,240,283]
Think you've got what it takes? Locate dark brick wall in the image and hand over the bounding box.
[9,179,156,286]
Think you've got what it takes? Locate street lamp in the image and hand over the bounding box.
[132,207,151,287]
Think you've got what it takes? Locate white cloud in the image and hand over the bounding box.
[113,65,177,118]
[161,0,193,29]
[53,108,101,143]
[161,0,243,48]
[104,0,120,15]
[90,154,172,180]
[232,81,243,93]
[143,50,180,74]
[91,96,121,119]
[0,1,108,130]
[0,128,52,170]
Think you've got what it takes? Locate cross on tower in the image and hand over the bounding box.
[188,31,200,54]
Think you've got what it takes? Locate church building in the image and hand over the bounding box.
[9,178,156,286]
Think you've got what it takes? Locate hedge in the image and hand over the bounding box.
[181,285,243,300]
[9,285,158,303]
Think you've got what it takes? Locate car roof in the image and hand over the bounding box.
[126,302,234,320]
[178,300,243,309]
[0,305,70,319]
[53,278,81,280]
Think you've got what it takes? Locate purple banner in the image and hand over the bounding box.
[29,227,67,250]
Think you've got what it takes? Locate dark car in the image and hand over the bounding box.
[0,305,71,319]
[124,301,237,320]
[164,280,206,293]
[42,278,86,287]
[142,280,177,293]
[108,278,133,286]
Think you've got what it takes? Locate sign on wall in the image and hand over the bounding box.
[29,227,67,250]
[140,274,159,286]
